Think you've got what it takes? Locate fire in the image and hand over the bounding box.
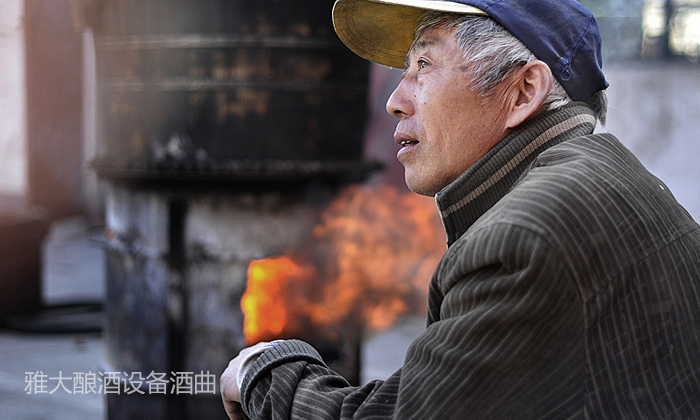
[242,256,317,341]
[241,184,445,345]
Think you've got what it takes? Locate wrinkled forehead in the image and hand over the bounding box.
[404,23,460,68]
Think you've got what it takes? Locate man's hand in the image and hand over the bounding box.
[221,400,245,420]
[221,341,279,420]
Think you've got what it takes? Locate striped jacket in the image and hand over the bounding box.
[240,104,700,419]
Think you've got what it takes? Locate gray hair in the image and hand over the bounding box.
[414,12,607,125]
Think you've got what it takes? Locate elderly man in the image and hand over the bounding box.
[221,0,700,419]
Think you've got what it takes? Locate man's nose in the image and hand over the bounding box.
[385,79,412,119]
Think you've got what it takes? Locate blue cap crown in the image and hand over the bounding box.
[453,0,608,101]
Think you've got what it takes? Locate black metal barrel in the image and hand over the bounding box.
[88,0,371,180]
[76,1,373,419]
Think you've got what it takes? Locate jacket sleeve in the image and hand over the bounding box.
[240,223,585,420]
[240,339,396,420]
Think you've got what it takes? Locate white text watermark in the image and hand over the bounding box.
[24,371,217,395]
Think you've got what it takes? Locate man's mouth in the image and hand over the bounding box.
[400,140,419,147]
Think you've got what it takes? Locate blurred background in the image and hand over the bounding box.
[0,0,698,419]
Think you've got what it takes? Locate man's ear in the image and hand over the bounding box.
[505,60,554,129]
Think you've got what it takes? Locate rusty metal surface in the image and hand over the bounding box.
[95,33,340,51]
[90,0,371,178]
[92,157,382,183]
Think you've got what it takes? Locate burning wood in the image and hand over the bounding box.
[241,184,445,345]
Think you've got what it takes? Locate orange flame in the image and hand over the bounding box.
[242,256,317,342]
[241,184,445,344]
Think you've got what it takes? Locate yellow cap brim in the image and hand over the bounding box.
[332,0,487,68]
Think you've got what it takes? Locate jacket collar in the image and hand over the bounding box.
[435,104,597,246]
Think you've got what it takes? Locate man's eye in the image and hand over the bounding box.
[418,59,429,69]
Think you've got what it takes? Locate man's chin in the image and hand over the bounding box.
[404,174,440,197]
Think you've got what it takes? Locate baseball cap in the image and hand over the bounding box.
[332,0,609,102]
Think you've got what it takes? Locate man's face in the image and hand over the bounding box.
[386,25,512,196]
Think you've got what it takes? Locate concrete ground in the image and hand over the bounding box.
[0,216,424,420]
